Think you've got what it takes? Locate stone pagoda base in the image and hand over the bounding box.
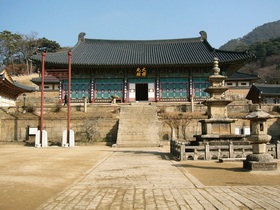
[243,154,278,171]
[193,134,246,146]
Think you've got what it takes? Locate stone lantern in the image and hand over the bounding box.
[243,108,277,170]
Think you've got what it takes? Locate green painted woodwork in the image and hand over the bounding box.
[64,79,90,99]
[62,77,210,101]
[95,78,123,99]
[160,78,188,99]
[128,78,155,83]
[95,78,123,83]
[193,78,209,97]
[160,78,188,83]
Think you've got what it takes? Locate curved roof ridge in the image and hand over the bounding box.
[83,37,202,44]
[214,47,253,56]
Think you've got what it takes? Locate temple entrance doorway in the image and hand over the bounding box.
[136,83,148,101]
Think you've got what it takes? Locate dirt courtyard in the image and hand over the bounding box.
[0,143,279,210]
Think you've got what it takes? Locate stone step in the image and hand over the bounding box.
[116,104,159,147]
[116,143,160,147]
[117,132,159,135]
[117,137,160,142]
[117,127,159,133]
[120,113,156,117]
[118,122,159,128]
[118,122,158,127]
[120,111,157,115]
[117,135,159,139]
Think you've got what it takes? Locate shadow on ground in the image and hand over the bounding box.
[177,162,249,172]
[113,148,173,161]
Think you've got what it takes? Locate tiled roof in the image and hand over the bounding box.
[13,82,35,92]
[0,68,13,83]
[31,75,60,84]
[227,72,260,81]
[253,83,280,95]
[0,68,35,98]
[31,32,253,67]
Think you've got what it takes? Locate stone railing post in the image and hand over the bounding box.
[229,142,234,158]
[180,142,186,161]
[276,141,280,159]
[194,148,198,160]
[171,140,175,156]
[205,142,210,160]
[83,97,88,112]
[170,140,173,155]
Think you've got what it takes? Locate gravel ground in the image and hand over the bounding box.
[0,143,279,210]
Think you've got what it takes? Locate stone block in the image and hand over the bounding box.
[243,160,278,171]
[243,153,278,171]
[35,130,48,147]
[252,143,266,154]
[62,130,75,147]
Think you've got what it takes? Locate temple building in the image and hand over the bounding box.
[31,75,60,91]
[246,83,280,104]
[0,67,35,107]
[225,72,260,100]
[31,31,253,103]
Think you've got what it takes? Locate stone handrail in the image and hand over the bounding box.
[170,140,280,161]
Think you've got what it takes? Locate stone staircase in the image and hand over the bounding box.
[116,103,160,147]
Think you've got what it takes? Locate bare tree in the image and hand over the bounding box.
[163,114,190,140]
[79,116,102,143]
[1,30,61,75]
[19,32,39,74]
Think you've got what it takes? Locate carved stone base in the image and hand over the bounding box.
[243,154,278,171]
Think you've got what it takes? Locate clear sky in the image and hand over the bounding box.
[1,0,280,48]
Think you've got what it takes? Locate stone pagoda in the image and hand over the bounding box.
[243,108,277,170]
[194,57,244,145]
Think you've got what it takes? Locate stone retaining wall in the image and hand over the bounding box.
[0,105,119,144]
[1,103,280,144]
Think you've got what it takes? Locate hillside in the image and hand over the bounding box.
[12,73,38,88]
[239,54,280,83]
[219,20,280,83]
[220,20,280,51]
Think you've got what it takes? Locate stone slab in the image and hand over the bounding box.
[219,158,246,162]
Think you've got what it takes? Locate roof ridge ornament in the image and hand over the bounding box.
[78,32,86,42]
[199,31,207,41]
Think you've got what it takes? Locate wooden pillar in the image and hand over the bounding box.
[40,52,46,145]
[67,50,72,143]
